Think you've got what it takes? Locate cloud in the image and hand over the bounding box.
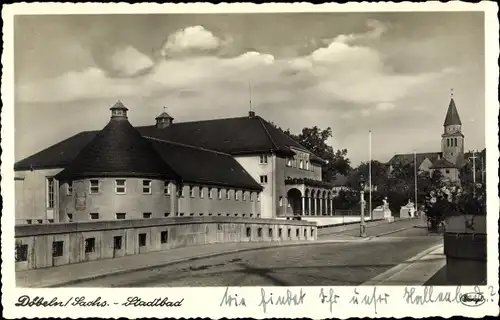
[16,22,454,119]
[332,19,389,44]
[109,46,155,77]
[159,25,228,57]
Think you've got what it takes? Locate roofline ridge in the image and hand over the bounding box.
[160,115,249,126]
[143,136,233,157]
[256,116,280,151]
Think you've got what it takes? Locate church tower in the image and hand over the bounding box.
[441,91,465,166]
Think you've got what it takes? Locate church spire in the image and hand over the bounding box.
[443,89,462,126]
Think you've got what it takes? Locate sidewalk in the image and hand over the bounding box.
[362,242,445,285]
[17,237,364,288]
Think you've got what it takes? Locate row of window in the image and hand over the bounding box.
[15,226,314,262]
[63,179,261,202]
[245,226,314,239]
[446,137,459,148]
[286,158,312,171]
[25,219,54,224]
[65,212,262,222]
[15,231,170,262]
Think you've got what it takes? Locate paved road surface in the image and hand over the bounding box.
[65,224,441,287]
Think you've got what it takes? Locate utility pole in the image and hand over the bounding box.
[414,150,418,217]
[469,150,478,198]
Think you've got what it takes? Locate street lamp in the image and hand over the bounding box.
[359,175,366,238]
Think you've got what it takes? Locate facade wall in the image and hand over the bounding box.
[14,217,317,271]
[283,148,322,181]
[234,154,274,219]
[176,184,261,218]
[58,178,173,222]
[441,131,464,165]
[430,168,460,183]
[419,158,434,172]
[14,168,63,225]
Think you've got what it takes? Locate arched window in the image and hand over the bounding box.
[447,139,450,147]
[454,138,457,147]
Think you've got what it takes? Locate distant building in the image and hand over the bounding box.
[14,102,336,225]
[387,95,483,184]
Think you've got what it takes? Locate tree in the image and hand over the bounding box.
[277,125,352,181]
[346,161,390,191]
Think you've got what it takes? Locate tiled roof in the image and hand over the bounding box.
[15,114,324,174]
[147,138,262,190]
[14,131,98,171]
[443,98,462,126]
[55,118,179,181]
[388,152,442,168]
[429,158,457,169]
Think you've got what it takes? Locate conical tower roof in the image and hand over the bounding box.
[56,102,179,181]
[443,98,462,126]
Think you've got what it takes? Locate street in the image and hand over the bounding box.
[65,220,442,287]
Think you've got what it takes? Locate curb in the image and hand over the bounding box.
[38,239,360,288]
[374,227,412,237]
[361,243,444,286]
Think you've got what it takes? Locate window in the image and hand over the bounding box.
[235,191,239,201]
[48,219,54,223]
[67,214,73,222]
[257,193,261,202]
[143,212,152,219]
[179,213,184,216]
[296,229,299,237]
[311,229,314,237]
[115,179,126,194]
[178,187,185,197]
[287,159,292,167]
[113,236,122,250]
[47,177,55,208]
[454,138,457,146]
[304,229,307,237]
[164,181,170,195]
[288,228,291,238]
[67,183,73,196]
[52,241,64,257]
[190,213,195,216]
[269,228,273,237]
[26,220,32,225]
[89,179,99,194]
[199,187,204,199]
[299,160,304,169]
[445,169,450,174]
[116,213,126,220]
[218,189,222,199]
[199,213,204,216]
[209,188,213,199]
[226,190,230,200]
[89,213,99,220]
[259,154,268,164]
[37,219,43,224]
[217,224,223,231]
[258,228,263,238]
[161,231,168,244]
[279,196,283,207]
[164,212,170,217]
[15,244,28,262]
[138,233,147,247]
[306,161,310,170]
[279,228,283,238]
[190,186,195,198]
[142,180,152,194]
[260,175,268,184]
[84,238,95,253]
[242,192,246,201]
[246,227,251,237]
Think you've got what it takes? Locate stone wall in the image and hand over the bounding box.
[14,217,317,271]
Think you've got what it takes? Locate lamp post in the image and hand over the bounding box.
[359,175,366,238]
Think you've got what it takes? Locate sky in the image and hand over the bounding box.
[14,12,485,166]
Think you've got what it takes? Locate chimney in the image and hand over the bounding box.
[248,110,256,118]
